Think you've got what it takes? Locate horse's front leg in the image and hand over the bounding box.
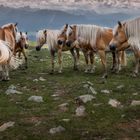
[89,51,95,73]
[70,48,78,70]
[58,49,62,73]
[98,50,107,78]
[111,51,117,71]
[76,48,80,68]
[22,50,28,69]
[83,51,90,73]
[50,50,55,74]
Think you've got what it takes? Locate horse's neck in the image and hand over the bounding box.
[0,28,5,40]
[100,29,113,44]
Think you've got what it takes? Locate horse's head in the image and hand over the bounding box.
[66,25,77,47]
[109,21,129,52]
[57,24,68,47]
[36,29,47,51]
[18,32,29,49]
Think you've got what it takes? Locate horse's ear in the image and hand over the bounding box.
[15,22,18,26]
[20,31,22,36]
[118,21,122,27]
[44,30,47,34]
[69,26,73,30]
[26,32,28,35]
[65,24,68,29]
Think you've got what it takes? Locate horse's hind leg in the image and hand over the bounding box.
[98,50,107,78]
[22,50,28,69]
[70,48,78,71]
[89,51,95,73]
[2,65,10,81]
[132,51,139,77]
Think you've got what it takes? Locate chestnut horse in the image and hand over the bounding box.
[15,32,29,68]
[0,23,19,80]
[66,24,126,78]
[36,24,79,73]
[109,17,140,77]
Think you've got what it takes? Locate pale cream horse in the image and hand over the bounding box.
[36,24,79,73]
[0,23,20,80]
[66,24,126,78]
[109,17,140,77]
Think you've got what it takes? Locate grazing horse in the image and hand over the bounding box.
[109,17,140,77]
[66,24,126,78]
[36,24,79,73]
[0,23,19,80]
[15,32,29,68]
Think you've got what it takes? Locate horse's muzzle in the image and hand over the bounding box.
[66,40,72,47]
[36,46,41,51]
[109,44,116,51]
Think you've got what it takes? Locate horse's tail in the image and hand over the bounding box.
[8,55,23,69]
[121,51,127,66]
[0,40,10,64]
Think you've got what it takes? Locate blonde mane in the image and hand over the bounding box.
[76,24,110,47]
[16,32,27,42]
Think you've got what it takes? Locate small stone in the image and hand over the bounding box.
[83,84,89,89]
[62,119,70,122]
[78,94,95,103]
[76,105,86,117]
[131,100,140,106]
[5,89,22,95]
[49,125,65,134]
[89,86,97,95]
[58,103,69,112]
[28,96,43,102]
[117,85,124,89]
[87,81,94,86]
[39,77,46,81]
[0,122,15,132]
[101,89,110,94]
[132,93,138,96]
[33,79,39,82]
[108,99,121,108]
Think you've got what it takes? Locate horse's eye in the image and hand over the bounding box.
[69,33,72,36]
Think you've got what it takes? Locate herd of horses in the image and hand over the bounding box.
[0,17,140,81]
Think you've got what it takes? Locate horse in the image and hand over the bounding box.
[36,24,79,73]
[15,32,29,68]
[0,23,20,80]
[109,17,140,77]
[66,24,126,78]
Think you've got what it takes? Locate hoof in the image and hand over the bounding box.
[58,71,62,74]
[2,77,10,81]
[130,72,137,78]
[73,67,79,71]
[49,70,54,75]
[25,65,28,69]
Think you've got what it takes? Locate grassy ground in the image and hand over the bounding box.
[0,42,140,140]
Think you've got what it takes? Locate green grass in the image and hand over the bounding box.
[0,43,140,140]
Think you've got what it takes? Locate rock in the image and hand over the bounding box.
[87,81,94,86]
[117,85,124,90]
[0,121,15,132]
[89,86,97,95]
[39,77,46,81]
[33,79,39,82]
[5,85,22,95]
[101,89,110,94]
[131,100,140,106]
[83,84,89,89]
[76,105,86,117]
[58,103,69,112]
[78,94,95,103]
[132,93,138,96]
[49,125,65,134]
[62,119,70,122]
[28,96,43,102]
[108,99,121,108]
